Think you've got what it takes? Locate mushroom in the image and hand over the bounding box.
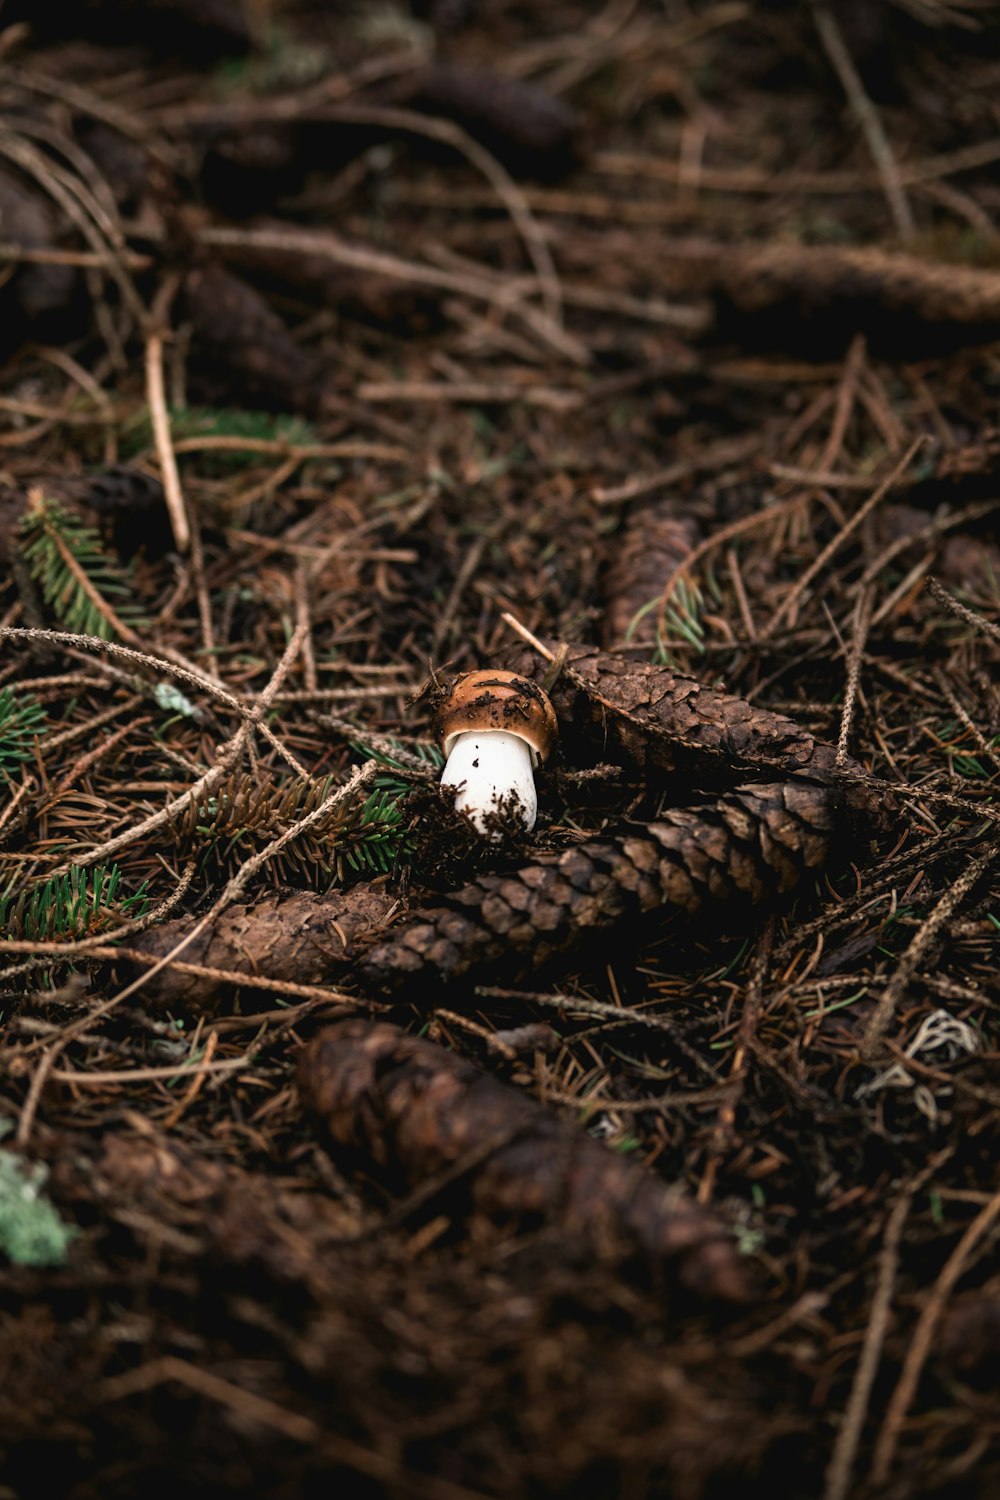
[435,670,557,836]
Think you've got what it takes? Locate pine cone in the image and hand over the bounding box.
[504,642,881,789]
[362,778,850,992]
[184,264,329,416]
[299,1019,752,1302]
[603,509,700,650]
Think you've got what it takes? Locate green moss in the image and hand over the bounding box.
[0,1127,75,1267]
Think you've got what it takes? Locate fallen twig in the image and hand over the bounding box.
[812,3,915,240]
[144,276,190,553]
[871,1185,1000,1485]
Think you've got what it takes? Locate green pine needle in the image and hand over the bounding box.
[624,576,705,667]
[18,495,147,641]
[0,864,150,941]
[341,785,413,875]
[0,688,47,782]
[178,769,417,882]
[122,405,317,472]
[348,737,444,776]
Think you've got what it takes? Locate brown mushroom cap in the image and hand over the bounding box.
[435,670,558,765]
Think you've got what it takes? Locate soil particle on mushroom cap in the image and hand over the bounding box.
[435,671,557,758]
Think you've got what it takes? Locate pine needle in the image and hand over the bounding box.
[0,864,149,941]
[0,688,46,781]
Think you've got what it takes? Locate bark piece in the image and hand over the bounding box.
[505,642,865,786]
[878,501,1000,593]
[196,127,303,216]
[77,124,153,214]
[361,779,859,992]
[0,470,168,569]
[54,466,172,560]
[80,1130,360,1273]
[298,1019,752,1302]
[720,243,1000,329]
[0,487,28,567]
[131,886,397,1010]
[657,240,1000,353]
[937,1276,1000,1376]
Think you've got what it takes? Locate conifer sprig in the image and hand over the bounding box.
[0,864,149,941]
[0,688,46,782]
[123,405,317,472]
[18,492,147,641]
[172,769,417,882]
[342,785,413,874]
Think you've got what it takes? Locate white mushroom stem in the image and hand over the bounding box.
[440,730,537,836]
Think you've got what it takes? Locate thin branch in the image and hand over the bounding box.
[926,575,1000,651]
[862,835,1000,1058]
[97,1356,485,1500]
[500,610,556,661]
[15,1045,60,1147]
[836,584,874,767]
[0,624,311,779]
[2,943,361,1016]
[0,127,143,324]
[196,224,584,366]
[871,1185,1000,1484]
[329,103,565,326]
[764,438,928,637]
[48,1051,252,1087]
[813,3,916,240]
[823,1190,913,1500]
[144,277,191,554]
[432,533,491,656]
[932,666,1000,779]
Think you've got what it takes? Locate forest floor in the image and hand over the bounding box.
[1,3,999,1496]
